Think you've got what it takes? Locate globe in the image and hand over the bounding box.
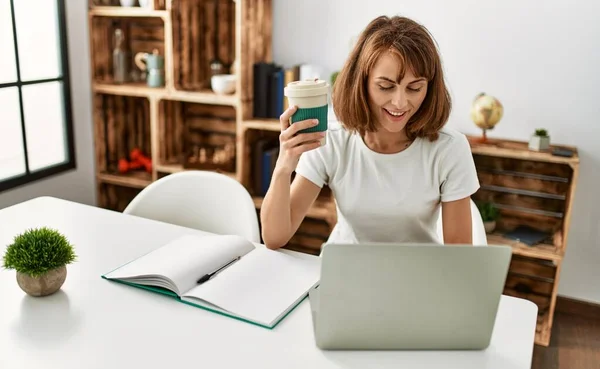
[470,92,503,142]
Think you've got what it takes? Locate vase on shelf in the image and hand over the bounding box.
[112,28,130,84]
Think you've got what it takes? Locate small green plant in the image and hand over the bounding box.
[534,129,548,137]
[477,202,500,222]
[330,71,339,86]
[2,227,77,277]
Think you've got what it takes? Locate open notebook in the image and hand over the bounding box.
[102,234,321,329]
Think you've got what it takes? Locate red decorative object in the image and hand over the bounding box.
[117,148,152,174]
[130,148,153,173]
[118,158,144,173]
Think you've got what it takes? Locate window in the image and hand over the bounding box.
[0,0,75,192]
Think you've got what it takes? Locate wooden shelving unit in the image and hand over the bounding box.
[243,118,280,132]
[468,136,579,346]
[88,0,263,189]
[88,0,335,249]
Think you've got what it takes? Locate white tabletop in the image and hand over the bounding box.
[0,197,538,369]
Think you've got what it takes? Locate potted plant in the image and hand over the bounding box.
[2,227,77,297]
[529,128,550,151]
[477,202,500,233]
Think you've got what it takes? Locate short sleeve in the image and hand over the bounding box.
[439,134,480,202]
[294,145,329,188]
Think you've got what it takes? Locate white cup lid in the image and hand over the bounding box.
[284,79,329,98]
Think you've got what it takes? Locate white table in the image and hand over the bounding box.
[0,196,538,369]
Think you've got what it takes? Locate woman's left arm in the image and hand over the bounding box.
[438,134,481,245]
[441,197,473,244]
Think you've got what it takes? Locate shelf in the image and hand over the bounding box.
[154,163,185,173]
[92,94,152,177]
[171,0,236,92]
[89,7,168,19]
[244,119,280,132]
[157,100,237,175]
[97,171,152,189]
[486,232,562,262]
[168,89,238,107]
[155,163,236,180]
[90,16,165,86]
[468,135,579,167]
[252,196,335,222]
[479,184,566,201]
[93,82,239,106]
[93,83,165,98]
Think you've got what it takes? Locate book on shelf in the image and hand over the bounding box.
[253,62,300,119]
[253,138,279,196]
[102,233,321,329]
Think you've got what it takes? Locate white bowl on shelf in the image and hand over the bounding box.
[211,74,237,95]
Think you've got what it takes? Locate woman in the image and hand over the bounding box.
[260,15,480,249]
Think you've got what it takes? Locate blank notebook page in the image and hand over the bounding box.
[184,248,320,324]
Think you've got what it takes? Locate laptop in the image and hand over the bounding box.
[310,242,512,350]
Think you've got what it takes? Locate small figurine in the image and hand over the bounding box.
[188,146,199,163]
[199,148,207,163]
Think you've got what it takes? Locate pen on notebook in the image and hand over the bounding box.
[197,256,241,284]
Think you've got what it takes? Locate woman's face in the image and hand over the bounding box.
[367,52,428,135]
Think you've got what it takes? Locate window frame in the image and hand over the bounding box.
[0,0,76,193]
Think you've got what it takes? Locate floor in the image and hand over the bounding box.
[531,298,600,369]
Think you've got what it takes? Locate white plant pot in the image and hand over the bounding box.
[483,220,496,233]
[528,135,550,151]
[138,0,152,7]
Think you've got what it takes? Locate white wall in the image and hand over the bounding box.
[273,0,600,303]
[0,0,95,210]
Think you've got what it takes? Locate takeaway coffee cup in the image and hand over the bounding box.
[284,79,330,146]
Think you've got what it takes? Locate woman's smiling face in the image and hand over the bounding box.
[367,52,429,134]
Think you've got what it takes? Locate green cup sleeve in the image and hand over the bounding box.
[290,104,328,133]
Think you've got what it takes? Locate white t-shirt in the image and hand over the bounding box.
[295,120,480,244]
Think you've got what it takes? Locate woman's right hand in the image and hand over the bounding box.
[275,105,325,176]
